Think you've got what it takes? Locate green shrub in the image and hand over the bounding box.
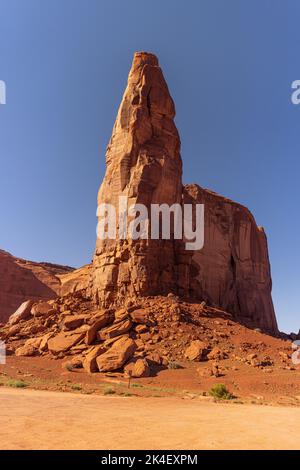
[103,386,116,395]
[71,384,82,391]
[208,383,234,400]
[65,363,74,372]
[7,379,28,388]
[168,361,181,370]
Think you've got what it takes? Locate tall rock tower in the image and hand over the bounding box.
[92,52,189,306]
[92,51,278,334]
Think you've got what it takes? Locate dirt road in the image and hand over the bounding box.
[0,387,299,450]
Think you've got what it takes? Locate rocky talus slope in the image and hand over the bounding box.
[0,294,295,379]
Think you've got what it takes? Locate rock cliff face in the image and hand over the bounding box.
[92,51,278,333]
[183,185,277,332]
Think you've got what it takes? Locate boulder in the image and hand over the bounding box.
[146,352,162,365]
[82,345,106,373]
[64,325,89,335]
[197,367,213,378]
[98,318,132,341]
[39,332,54,352]
[124,358,150,378]
[15,343,36,357]
[70,343,88,353]
[63,314,87,331]
[25,337,43,349]
[247,353,258,361]
[31,302,57,318]
[135,324,148,334]
[62,355,83,370]
[48,331,85,354]
[6,324,22,338]
[8,300,34,326]
[207,347,227,361]
[18,322,46,337]
[212,362,221,377]
[114,308,129,322]
[96,336,136,372]
[85,312,112,345]
[198,363,221,378]
[169,303,181,322]
[103,334,129,348]
[129,309,151,325]
[184,340,208,361]
[279,351,290,362]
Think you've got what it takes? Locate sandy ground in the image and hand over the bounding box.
[0,387,299,450]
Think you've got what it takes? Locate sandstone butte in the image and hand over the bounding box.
[0,52,279,340]
[92,51,278,334]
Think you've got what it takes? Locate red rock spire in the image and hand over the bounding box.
[92,51,184,306]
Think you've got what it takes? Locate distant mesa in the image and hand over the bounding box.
[0,249,90,324]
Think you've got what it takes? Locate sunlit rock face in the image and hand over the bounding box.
[92,52,187,306]
[92,52,278,334]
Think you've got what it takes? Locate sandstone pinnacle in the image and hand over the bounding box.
[92,51,185,306]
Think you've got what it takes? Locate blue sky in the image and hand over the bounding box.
[0,0,299,332]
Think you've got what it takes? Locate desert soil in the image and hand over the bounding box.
[0,387,300,450]
[1,354,300,405]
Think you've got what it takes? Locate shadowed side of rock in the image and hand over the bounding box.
[183,185,278,333]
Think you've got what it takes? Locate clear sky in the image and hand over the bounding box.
[0,0,299,333]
